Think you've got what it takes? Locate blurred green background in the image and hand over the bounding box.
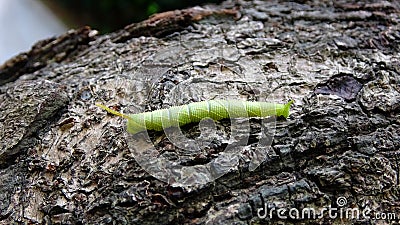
[42,0,224,33]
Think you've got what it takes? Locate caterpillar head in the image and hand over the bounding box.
[280,100,294,118]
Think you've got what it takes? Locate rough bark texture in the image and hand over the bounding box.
[1,0,399,224]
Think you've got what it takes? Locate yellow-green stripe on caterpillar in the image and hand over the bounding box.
[96,100,294,134]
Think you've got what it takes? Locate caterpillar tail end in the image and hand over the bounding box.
[282,100,294,119]
[95,103,131,120]
[96,103,145,135]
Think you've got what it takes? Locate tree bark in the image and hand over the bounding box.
[0,0,399,224]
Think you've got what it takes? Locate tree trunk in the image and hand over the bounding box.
[0,0,399,224]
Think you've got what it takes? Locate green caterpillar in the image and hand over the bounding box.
[96,100,294,134]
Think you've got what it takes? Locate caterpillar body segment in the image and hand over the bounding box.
[96,100,294,134]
